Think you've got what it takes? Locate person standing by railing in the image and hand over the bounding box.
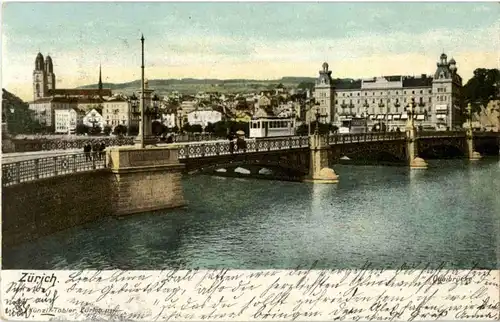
[228,133,235,154]
[84,143,92,161]
[99,142,106,160]
[92,143,99,161]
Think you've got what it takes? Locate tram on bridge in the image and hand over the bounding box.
[249,117,295,138]
[339,117,368,134]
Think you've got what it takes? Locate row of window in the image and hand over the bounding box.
[105,120,127,125]
[337,89,433,97]
[251,121,292,129]
[336,96,434,105]
[327,105,445,114]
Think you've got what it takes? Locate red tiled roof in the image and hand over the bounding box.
[48,88,112,97]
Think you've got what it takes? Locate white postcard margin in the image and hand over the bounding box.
[1,269,499,321]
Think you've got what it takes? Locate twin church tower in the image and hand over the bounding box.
[32,52,104,101]
[33,52,56,100]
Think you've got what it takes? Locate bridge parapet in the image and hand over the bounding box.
[327,132,405,145]
[2,153,106,187]
[176,136,309,159]
[416,130,466,139]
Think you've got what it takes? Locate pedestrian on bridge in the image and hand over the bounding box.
[92,143,99,161]
[99,142,106,160]
[83,143,92,162]
[228,133,235,154]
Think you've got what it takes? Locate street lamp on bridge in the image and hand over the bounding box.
[364,104,369,133]
[406,97,415,131]
[314,106,321,135]
[307,99,320,136]
[135,34,146,148]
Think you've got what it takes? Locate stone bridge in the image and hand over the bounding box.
[174,131,499,180]
[3,131,499,187]
[3,130,499,245]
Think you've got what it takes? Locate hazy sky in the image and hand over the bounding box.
[2,2,499,101]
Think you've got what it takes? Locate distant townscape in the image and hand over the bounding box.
[2,52,500,138]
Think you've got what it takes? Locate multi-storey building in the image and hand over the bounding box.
[54,107,84,134]
[82,108,105,130]
[313,62,335,124]
[314,53,463,130]
[29,98,54,127]
[187,109,223,128]
[102,96,131,129]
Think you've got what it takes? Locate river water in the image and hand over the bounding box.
[3,159,499,270]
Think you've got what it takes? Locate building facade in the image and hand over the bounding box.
[54,108,83,134]
[102,96,131,130]
[187,110,222,127]
[83,108,105,131]
[315,53,463,130]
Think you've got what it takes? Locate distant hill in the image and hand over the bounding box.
[78,77,318,96]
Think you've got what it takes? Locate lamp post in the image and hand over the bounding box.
[129,93,138,136]
[307,100,320,136]
[152,94,160,120]
[364,104,369,133]
[136,34,146,148]
[385,102,389,132]
[315,107,320,135]
[406,97,415,130]
[467,102,473,133]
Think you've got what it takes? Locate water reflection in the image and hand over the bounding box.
[3,160,499,270]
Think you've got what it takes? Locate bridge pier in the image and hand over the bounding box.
[107,147,186,216]
[406,100,428,169]
[304,133,338,184]
[467,133,482,161]
[466,104,482,161]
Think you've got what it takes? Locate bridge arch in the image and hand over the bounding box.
[418,138,466,159]
[180,150,310,181]
[329,141,406,164]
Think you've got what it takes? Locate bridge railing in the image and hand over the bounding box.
[2,153,106,187]
[327,132,406,144]
[177,136,309,159]
[416,130,466,139]
[472,131,500,137]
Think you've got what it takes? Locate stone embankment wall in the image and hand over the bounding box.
[2,147,186,248]
[2,170,114,248]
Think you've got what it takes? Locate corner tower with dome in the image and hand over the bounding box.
[313,62,336,124]
[431,53,463,130]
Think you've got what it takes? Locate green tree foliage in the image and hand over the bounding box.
[2,89,44,134]
[103,125,112,136]
[214,121,229,137]
[205,122,215,133]
[113,124,127,136]
[152,121,164,136]
[190,124,203,133]
[88,125,102,135]
[129,124,139,136]
[296,123,308,136]
[463,68,500,114]
[76,123,89,135]
[297,82,315,91]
